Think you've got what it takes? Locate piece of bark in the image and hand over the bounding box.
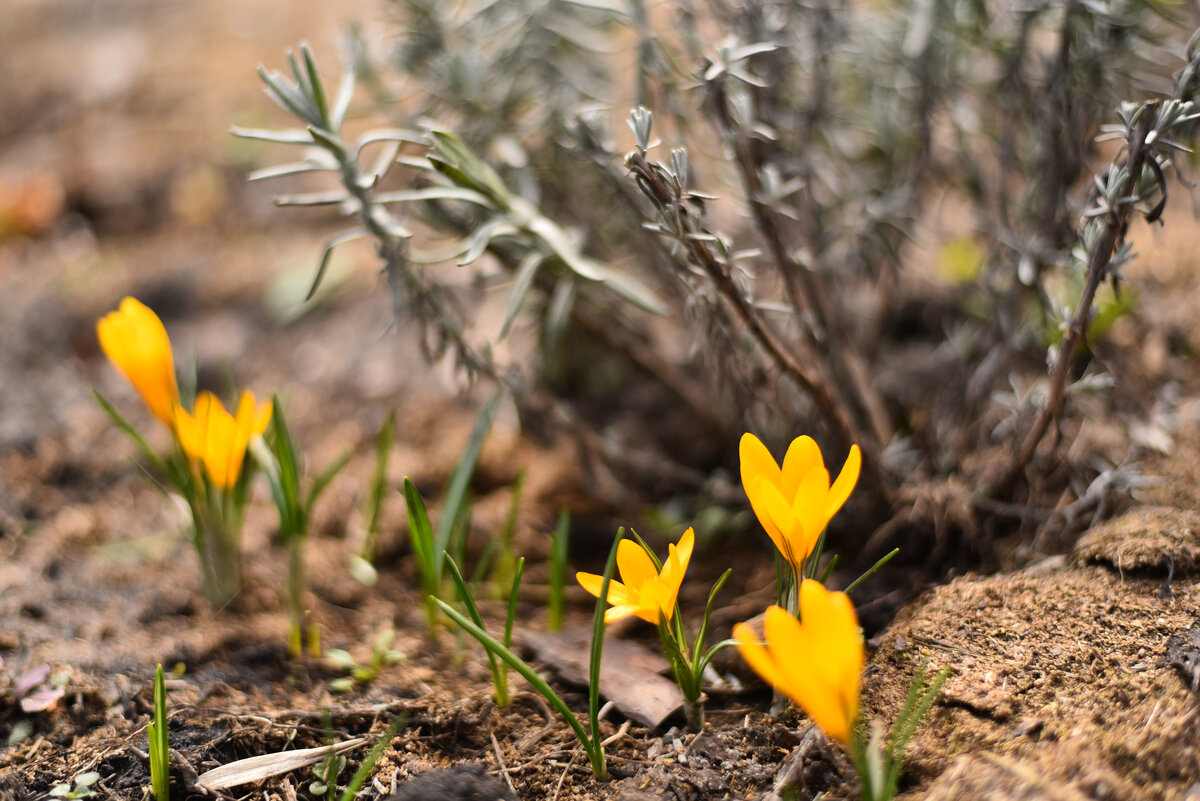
[517,627,682,728]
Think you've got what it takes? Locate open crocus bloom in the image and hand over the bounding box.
[739,433,860,577]
[173,390,272,489]
[577,527,695,625]
[96,297,180,427]
[734,580,864,746]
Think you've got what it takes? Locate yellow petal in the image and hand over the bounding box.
[674,526,696,569]
[738,591,863,746]
[654,528,694,622]
[172,401,202,462]
[740,433,782,495]
[576,572,637,608]
[796,580,863,743]
[202,397,239,489]
[791,465,832,560]
[801,581,865,693]
[734,616,788,692]
[780,435,822,497]
[761,604,808,682]
[576,570,603,597]
[633,582,668,624]
[96,297,179,427]
[616,538,657,591]
[224,390,263,489]
[606,605,642,623]
[826,444,861,519]
[753,477,803,572]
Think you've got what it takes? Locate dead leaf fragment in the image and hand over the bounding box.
[195,737,367,791]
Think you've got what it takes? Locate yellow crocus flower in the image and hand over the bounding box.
[96,297,180,427]
[173,390,272,490]
[739,432,860,577]
[577,527,695,625]
[734,580,864,745]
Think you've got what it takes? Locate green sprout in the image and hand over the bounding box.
[403,392,500,630]
[311,713,408,801]
[309,751,345,801]
[254,395,350,657]
[325,627,406,693]
[444,554,525,707]
[49,773,100,800]
[472,468,525,599]
[148,664,169,801]
[349,409,396,587]
[856,662,952,801]
[435,531,622,781]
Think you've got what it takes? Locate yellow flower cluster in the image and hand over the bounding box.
[576,527,694,624]
[97,296,270,488]
[736,432,865,747]
[173,391,272,490]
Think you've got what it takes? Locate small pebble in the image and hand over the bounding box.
[386,764,517,801]
[1011,718,1043,737]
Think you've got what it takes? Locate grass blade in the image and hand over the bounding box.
[548,509,569,631]
[149,664,170,801]
[403,478,437,598]
[434,599,602,773]
[336,714,408,801]
[432,392,501,580]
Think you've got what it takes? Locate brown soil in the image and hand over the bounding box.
[6,3,1200,801]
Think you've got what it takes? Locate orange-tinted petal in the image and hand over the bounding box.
[655,527,695,621]
[673,527,696,570]
[96,297,179,427]
[734,617,788,691]
[797,581,863,742]
[203,397,239,489]
[791,466,832,559]
[738,587,863,747]
[799,580,864,695]
[780,435,822,497]
[826,445,861,519]
[740,433,781,496]
[616,538,658,590]
[576,572,637,609]
[752,477,802,571]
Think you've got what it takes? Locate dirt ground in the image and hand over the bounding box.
[5,2,1200,801]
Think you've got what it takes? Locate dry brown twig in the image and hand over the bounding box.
[624,143,893,504]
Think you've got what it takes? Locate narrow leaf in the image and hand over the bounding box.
[300,44,330,130]
[309,229,367,301]
[432,392,501,579]
[230,126,316,145]
[373,187,493,206]
[499,251,544,338]
[93,391,171,480]
[248,161,334,182]
[330,65,357,132]
[403,478,437,594]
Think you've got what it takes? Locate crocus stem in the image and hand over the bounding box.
[683,697,704,731]
[287,537,306,658]
[193,503,242,611]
